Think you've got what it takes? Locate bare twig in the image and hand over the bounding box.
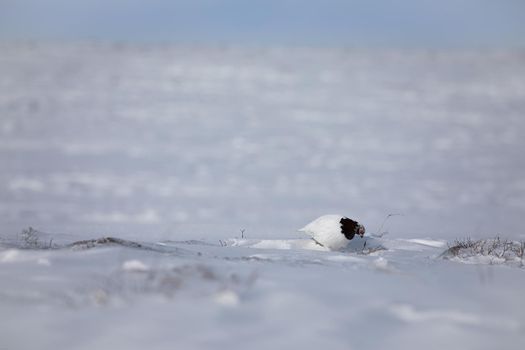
[375,213,403,237]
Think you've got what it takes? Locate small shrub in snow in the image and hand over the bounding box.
[19,227,56,249]
[442,237,525,267]
[20,227,39,248]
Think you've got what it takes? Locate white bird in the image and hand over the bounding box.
[299,214,365,250]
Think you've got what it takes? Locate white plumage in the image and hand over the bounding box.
[299,214,365,250]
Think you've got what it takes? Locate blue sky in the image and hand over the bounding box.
[1,0,524,47]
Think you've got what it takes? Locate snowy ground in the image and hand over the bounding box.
[1,232,524,349]
[1,43,525,349]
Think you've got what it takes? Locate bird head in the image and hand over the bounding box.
[357,224,366,238]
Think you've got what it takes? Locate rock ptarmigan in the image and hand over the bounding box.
[299,215,365,250]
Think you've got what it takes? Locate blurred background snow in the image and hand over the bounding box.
[0,1,524,240]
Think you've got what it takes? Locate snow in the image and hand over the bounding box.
[1,235,524,349]
[386,303,521,331]
[0,249,21,263]
[213,289,241,307]
[403,239,447,248]
[1,43,525,349]
[229,238,328,251]
[122,259,150,272]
